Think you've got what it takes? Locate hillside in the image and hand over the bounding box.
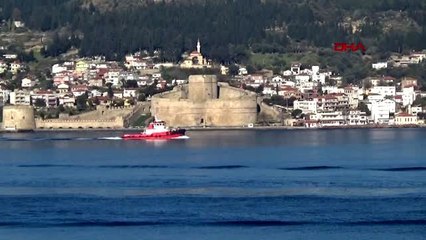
[0,0,425,70]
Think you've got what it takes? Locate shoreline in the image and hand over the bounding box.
[1,125,425,133]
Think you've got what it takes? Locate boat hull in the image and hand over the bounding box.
[122,129,187,140]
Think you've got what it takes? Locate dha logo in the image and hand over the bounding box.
[334,42,366,53]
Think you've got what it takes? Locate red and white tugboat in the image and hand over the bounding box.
[122,118,187,140]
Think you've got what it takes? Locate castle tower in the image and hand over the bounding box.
[188,75,218,102]
[2,105,36,131]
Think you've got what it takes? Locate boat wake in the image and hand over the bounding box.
[0,137,124,142]
[98,137,123,140]
[0,135,190,142]
[173,135,190,139]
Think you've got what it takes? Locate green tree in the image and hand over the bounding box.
[33,98,46,108]
[76,94,88,111]
[358,102,371,116]
[291,109,303,119]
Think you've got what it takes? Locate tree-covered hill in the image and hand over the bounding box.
[0,0,425,62]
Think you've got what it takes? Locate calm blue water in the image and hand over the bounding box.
[0,129,425,240]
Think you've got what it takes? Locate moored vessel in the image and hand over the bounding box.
[122,119,187,140]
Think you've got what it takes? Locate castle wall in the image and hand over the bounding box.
[35,117,124,129]
[218,84,256,99]
[2,105,36,131]
[151,98,257,127]
[157,85,188,99]
[151,75,258,127]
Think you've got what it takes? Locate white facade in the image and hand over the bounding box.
[295,75,310,85]
[10,90,31,105]
[409,106,423,115]
[262,86,275,96]
[395,113,417,125]
[370,86,396,97]
[322,86,344,94]
[370,99,395,124]
[52,64,68,74]
[238,68,248,75]
[318,111,346,127]
[401,86,416,106]
[107,70,121,86]
[59,95,76,107]
[21,78,34,88]
[0,88,10,104]
[271,76,283,83]
[344,86,360,109]
[347,110,368,125]
[57,83,70,93]
[123,89,138,98]
[372,62,388,70]
[293,100,318,114]
[10,62,21,74]
[367,94,385,102]
[282,70,292,76]
[312,73,326,84]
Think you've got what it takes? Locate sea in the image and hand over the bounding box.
[0,129,425,240]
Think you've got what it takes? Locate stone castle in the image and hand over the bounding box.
[2,105,36,131]
[151,75,258,127]
[1,104,148,131]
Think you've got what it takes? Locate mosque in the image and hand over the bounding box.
[180,39,212,69]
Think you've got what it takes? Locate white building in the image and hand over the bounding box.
[271,76,284,84]
[312,73,326,85]
[52,64,68,74]
[322,86,344,94]
[106,70,121,86]
[57,83,70,94]
[293,100,318,114]
[344,85,360,109]
[0,87,10,104]
[370,86,396,98]
[282,70,292,76]
[10,62,22,74]
[319,111,346,127]
[238,67,248,75]
[59,95,76,107]
[295,75,310,85]
[394,113,417,125]
[262,85,275,96]
[372,62,388,70]
[123,89,138,98]
[347,110,368,125]
[370,99,395,124]
[408,105,423,115]
[21,78,35,88]
[401,86,416,107]
[172,79,188,85]
[9,90,31,105]
[367,93,385,102]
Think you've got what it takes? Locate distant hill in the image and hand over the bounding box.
[0,0,425,63]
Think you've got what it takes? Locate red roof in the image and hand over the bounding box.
[280,87,298,92]
[34,90,54,95]
[71,85,88,91]
[396,112,416,117]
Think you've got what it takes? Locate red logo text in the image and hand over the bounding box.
[334,42,366,53]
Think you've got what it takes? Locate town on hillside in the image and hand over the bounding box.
[1,38,426,129]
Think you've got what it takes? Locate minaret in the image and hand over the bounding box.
[197,39,201,54]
